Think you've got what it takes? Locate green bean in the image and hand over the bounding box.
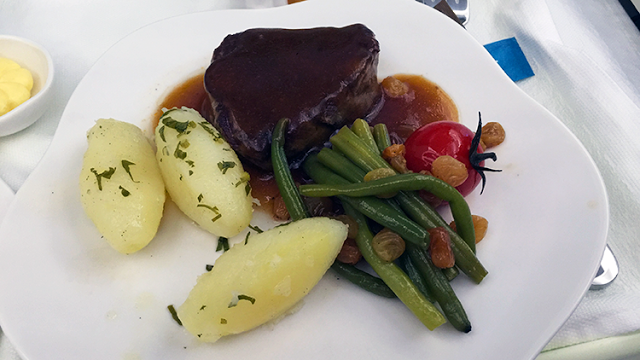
[400,254,436,303]
[330,126,390,172]
[373,123,392,151]
[330,262,396,298]
[271,118,309,221]
[343,202,446,330]
[302,155,428,247]
[351,119,380,155]
[373,123,392,153]
[317,148,367,183]
[406,243,471,333]
[442,266,460,282]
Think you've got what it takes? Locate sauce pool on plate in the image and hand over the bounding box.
[154,73,458,214]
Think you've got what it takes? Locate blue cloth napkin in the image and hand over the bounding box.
[484,37,535,81]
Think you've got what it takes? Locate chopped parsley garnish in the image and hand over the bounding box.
[244,232,250,245]
[205,264,214,271]
[185,160,195,167]
[121,160,138,183]
[162,116,190,133]
[228,294,256,308]
[217,161,236,174]
[199,122,223,142]
[216,237,229,252]
[199,305,206,311]
[197,204,219,213]
[234,172,250,187]
[248,224,264,233]
[220,318,227,324]
[238,294,256,304]
[245,182,251,196]
[119,186,130,197]
[197,193,204,203]
[197,203,222,223]
[174,144,187,160]
[158,126,166,142]
[90,167,116,191]
[167,305,182,326]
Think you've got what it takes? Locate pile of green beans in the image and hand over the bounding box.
[271,117,483,333]
[313,126,487,283]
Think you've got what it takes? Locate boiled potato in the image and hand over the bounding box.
[155,107,252,238]
[79,118,166,254]
[177,217,348,342]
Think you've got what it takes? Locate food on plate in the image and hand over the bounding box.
[0,57,34,116]
[155,107,253,238]
[203,24,382,170]
[404,117,501,197]
[154,24,504,338]
[79,118,165,254]
[177,217,348,342]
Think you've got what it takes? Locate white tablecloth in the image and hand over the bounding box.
[1,0,640,359]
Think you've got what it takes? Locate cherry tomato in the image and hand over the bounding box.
[404,121,483,197]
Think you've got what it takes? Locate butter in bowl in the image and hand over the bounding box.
[0,35,54,137]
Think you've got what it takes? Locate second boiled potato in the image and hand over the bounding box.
[155,107,253,238]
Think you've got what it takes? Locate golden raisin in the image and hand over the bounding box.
[449,215,489,243]
[334,214,359,239]
[364,168,396,182]
[336,238,362,265]
[428,227,455,269]
[364,168,397,198]
[381,76,409,98]
[372,228,405,262]
[481,122,505,148]
[431,155,468,188]
[382,144,406,160]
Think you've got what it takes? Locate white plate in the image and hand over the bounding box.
[0,0,609,359]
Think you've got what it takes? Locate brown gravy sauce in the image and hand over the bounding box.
[154,73,457,215]
[371,74,458,144]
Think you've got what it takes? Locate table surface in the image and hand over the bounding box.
[1,0,640,359]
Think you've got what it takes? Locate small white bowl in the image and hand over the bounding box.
[0,35,54,137]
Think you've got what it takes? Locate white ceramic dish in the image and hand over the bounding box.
[0,0,609,359]
[0,35,55,137]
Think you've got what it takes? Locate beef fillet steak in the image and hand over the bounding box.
[203,24,382,170]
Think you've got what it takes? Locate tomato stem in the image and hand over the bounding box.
[469,112,501,194]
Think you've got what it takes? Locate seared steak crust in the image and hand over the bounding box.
[204,24,382,170]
